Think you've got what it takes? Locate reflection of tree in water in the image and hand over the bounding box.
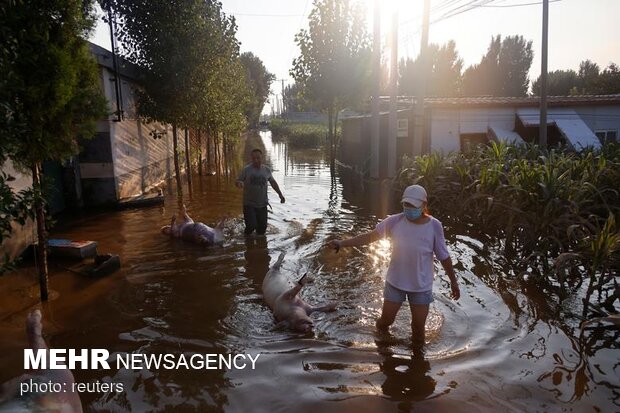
[538,321,620,405]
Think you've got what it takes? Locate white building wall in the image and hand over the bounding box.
[0,159,35,260]
[430,107,517,152]
[99,67,183,200]
[574,105,620,137]
[430,109,460,152]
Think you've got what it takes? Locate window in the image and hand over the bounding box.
[595,130,618,144]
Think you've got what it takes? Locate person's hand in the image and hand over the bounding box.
[450,281,460,300]
[327,239,342,252]
[280,195,285,204]
[235,181,244,188]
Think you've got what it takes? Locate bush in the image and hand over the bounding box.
[397,142,620,316]
[268,120,327,148]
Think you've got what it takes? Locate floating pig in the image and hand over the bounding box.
[161,205,225,246]
[262,252,337,334]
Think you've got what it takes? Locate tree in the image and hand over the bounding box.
[531,69,579,96]
[240,52,274,128]
[595,63,620,94]
[462,35,533,97]
[291,0,371,163]
[462,35,501,96]
[283,82,321,113]
[578,59,600,93]
[399,41,463,97]
[104,0,253,186]
[531,60,620,95]
[0,0,107,299]
[103,0,209,198]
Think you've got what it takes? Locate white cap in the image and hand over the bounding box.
[401,184,427,208]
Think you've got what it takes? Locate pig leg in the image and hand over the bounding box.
[181,205,194,224]
[306,302,337,315]
[281,274,313,301]
[0,310,83,412]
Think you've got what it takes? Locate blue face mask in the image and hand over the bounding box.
[404,206,423,221]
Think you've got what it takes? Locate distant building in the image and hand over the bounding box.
[340,95,620,178]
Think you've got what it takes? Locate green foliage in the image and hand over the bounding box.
[399,41,463,97]
[103,0,250,135]
[240,52,275,128]
[291,0,371,159]
[0,171,37,274]
[397,143,620,314]
[531,69,579,96]
[0,0,107,279]
[531,61,620,96]
[1,0,108,168]
[461,35,533,97]
[269,120,327,148]
[291,0,371,109]
[283,82,322,113]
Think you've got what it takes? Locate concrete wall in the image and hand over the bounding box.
[0,159,35,261]
[430,108,516,152]
[574,105,620,137]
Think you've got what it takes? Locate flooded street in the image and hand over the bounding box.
[0,131,617,412]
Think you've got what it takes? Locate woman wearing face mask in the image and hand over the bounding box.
[327,184,460,346]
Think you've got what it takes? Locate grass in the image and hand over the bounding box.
[269,119,328,148]
[397,142,620,317]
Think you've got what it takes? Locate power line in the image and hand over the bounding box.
[479,0,562,7]
[225,12,304,17]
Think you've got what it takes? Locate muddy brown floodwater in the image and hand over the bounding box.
[0,131,618,412]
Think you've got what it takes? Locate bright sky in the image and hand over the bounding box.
[91,0,620,114]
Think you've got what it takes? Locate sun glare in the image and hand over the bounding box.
[363,0,424,26]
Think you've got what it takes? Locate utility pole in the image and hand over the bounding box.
[388,8,398,177]
[413,0,431,155]
[539,0,549,147]
[107,6,123,122]
[370,0,381,179]
[281,78,286,116]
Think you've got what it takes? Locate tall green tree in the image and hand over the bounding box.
[531,61,620,95]
[283,82,321,113]
[595,63,620,94]
[0,0,107,298]
[291,0,371,163]
[578,59,600,93]
[531,69,579,96]
[240,52,274,128]
[399,41,463,97]
[462,35,533,97]
[103,0,252,186]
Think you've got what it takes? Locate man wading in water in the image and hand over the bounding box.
[327,184,460,348]
[236,148,285,236]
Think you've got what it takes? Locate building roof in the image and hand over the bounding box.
[89,42,142,81]
[379,94,620,109]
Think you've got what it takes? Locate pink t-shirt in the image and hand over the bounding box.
[375,214,450,292]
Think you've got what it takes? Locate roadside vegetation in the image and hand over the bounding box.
[269,119,330,148]
[397,142,619,317]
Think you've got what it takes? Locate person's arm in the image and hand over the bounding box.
[327,230,380,250]
[268,177,285,203]
[441,257,460,300]
[235,168,246,188]
[433,219,460,300]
